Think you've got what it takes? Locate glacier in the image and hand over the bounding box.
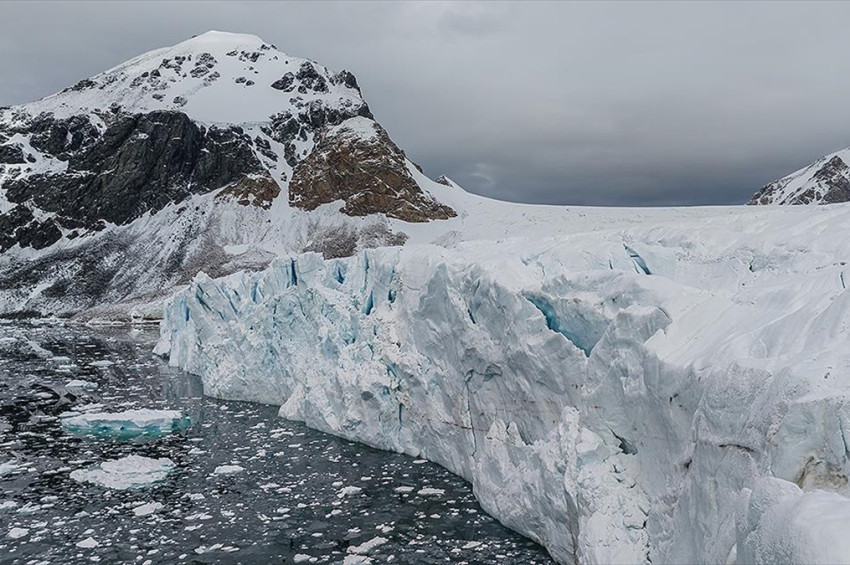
[156,202,850,564]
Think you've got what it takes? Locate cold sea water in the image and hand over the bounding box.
[0,322,553,564]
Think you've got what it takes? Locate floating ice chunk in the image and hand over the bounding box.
[343,556,373,565]
[417,487,445,496]
[26,340,52,359]
[348,536,388,555]
[393,486,414,494]
[293,555,311,563]
[337,486,363,498]
[89,360,114,368]
[66,379,98,390]
[213,465,244,475]
[0,460,18,476]
[0,501,18,512]
[7,527,28,539]
[70,455,174,490]
[462,541,482,549]
[61,408,190,438]
[76,536,99,548]
[132,501,164,516]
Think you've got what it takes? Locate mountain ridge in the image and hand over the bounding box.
[749,146,850,205]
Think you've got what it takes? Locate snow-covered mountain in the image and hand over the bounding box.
[749,147,850,205]
[0,31,459,319]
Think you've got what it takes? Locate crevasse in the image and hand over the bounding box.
[156,210,850,564]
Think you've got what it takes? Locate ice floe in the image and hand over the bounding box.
[70,455,175,490]
[212,465,245,475]
[61,408,189,438]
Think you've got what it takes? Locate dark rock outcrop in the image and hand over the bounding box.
[0,143,25,164]
[27,113,100,159]
[812,156,850,203]
[289,119,456,222]
[271,73,296,92]
[435,175,453,187]
[295,62,328,93]
[261,100,373,168]
[4,111,265,227]
[0,206,62,251]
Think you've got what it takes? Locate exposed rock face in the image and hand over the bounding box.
[0,143,25,164]
[435,175,454,187]
[215,174,280,209]
[261,101,373,168]
[3,111,264,229]
[749,149,850,205]
[0,206,62,251]
[289,117,456,222]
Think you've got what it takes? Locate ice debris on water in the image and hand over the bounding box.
[0,460,19,476]
[61,408,190,438]
[212,465,245,475]
[132,501,164,516]
[0,501,18,512]
[337,486,363,498]
[417,487,445,496]
[70,455,175,490]
[76,536,99,548]
[65,379,98,390]
[348,536,388,555]
[8,528,29,539]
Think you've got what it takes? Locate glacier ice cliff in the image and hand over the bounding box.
[156,204,850,563]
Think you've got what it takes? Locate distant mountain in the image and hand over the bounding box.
[0,31,458,319]
[749,147,850,205]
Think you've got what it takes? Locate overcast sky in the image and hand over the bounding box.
[2,1,849,206]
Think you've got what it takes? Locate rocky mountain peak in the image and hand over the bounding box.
[0,32,459,318]
[749,148,850,205]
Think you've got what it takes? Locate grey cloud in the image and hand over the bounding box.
[1,1,849,206]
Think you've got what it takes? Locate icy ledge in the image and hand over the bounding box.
[156,205,850,564]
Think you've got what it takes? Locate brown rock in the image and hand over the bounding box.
[216,174,281,209]
[289,119,456,222]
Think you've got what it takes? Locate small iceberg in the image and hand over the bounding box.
[0,460,19,477]
[61,408,190,439]
[70,455,175,490]
[66,379,98,391]
[213,465,245,475]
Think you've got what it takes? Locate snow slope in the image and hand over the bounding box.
[17,31,364,125]
[157,201,850,563]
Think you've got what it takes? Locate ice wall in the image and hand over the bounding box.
[157,206,850,564]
